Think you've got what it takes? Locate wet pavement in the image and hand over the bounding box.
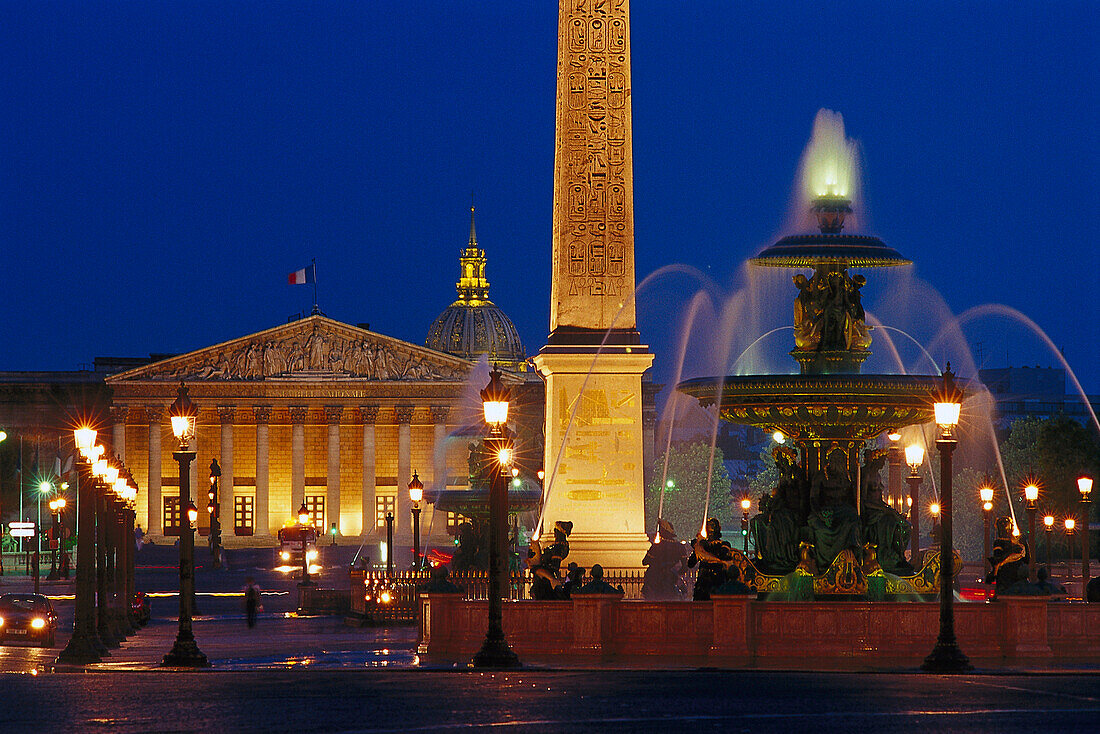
[2,545,1099,732]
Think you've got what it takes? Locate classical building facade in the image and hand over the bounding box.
[105,314,502,545]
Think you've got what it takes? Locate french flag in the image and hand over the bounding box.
[288,263,316,285]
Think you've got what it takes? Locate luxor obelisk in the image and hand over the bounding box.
[533,0,653,568]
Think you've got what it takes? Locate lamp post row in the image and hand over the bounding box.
[55,427,144,664]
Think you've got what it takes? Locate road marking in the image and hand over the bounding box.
[962,678,1100,703]
[332,707,1100,732]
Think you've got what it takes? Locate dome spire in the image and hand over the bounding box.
[468,202,478,247]
[457,205,490,303]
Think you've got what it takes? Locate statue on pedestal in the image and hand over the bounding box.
[641,519,688,600]
[688,518,734,600]
[527,520,572,600]
[860,450,912,572]
[987,516,1029,598]
[807,450,862,570]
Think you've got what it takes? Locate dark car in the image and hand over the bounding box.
[0,593,58,647]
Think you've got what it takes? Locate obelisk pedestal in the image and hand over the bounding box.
[537,0,652,569]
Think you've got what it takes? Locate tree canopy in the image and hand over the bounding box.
[645,440,735,539]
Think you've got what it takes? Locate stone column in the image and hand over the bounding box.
[430,406,450,542]
[217,406,236,536]
[109,406,128,463]
[395,405,414,539]
[146,407,162,535]
[325,406,343,537]
[253,406,272,537]
[289,406,308,515]
[359,406,379,539]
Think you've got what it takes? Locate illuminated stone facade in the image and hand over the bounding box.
[105,315,514,545]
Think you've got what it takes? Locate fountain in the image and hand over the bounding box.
[677,111,962,599]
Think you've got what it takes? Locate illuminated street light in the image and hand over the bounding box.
[979,477,995,586]
[409,471,424,570]
[1022,476,1040,581]
[162,383,208,667]
[922,364,971,672]
[472,369,520,668]
[905,444,924,563]
[1079,476,1093,584]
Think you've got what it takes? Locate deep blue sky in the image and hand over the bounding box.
[1,2,1097,396]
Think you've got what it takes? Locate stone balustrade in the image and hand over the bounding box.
[418,595,1100,665]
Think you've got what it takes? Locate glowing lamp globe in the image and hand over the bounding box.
[983,501,993,512]
[185,501,198,525]
[741,498,752,512]
[38,481,51,494]
[1079,476,1093,498]
[169,383,198,445]
[933,401,961,432]
[1044,515,1055,529]
[979,486,994,504]
[74,427,97,455]
[1024,483,1039,503]
[92,459,108,478]
[905,444,924,469]
[297,503,310,526]
[103,464,120,485]
[1065,518,1076,532]
[887,431,901,442]
[114,478,128,496]
[496,447,514,466]
[480,369,511,428]
[929,502,940,517]
[408,472,424,504]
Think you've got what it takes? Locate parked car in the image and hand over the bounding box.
[0,593,58,647]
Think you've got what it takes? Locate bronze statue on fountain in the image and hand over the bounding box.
[678,183,962,599]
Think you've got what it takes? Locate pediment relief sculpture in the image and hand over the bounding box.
[110,318,470,383]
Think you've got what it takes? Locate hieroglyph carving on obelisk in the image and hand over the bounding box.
[550,0,636,336]
[537,0,652,568]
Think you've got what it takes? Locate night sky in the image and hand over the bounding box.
[1,2,1097,401]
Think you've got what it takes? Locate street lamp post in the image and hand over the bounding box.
[91,459,119,647]
[409,472,423,570]
[887,431,902,508]
[740,498,751,554]
[472,369,520,668]
[385,512,394,577]
[56,428,105,664]
[1064,519,1076,582]
[922,365,972,672]
[208,458,222,570]
[1023,479,1040,582]
[47,496,65,580]
[979,479,994,586]
[905,444,924,564]
[930,502,941,544]
[1080,476,1092,585]
[1044,514,1055,572]
[0,429,6,576]
[162,383,209,667]
[297,503,313,586]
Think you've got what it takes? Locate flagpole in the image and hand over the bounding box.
[312,258,318,315]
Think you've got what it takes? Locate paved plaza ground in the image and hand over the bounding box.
[0,544,1097,732]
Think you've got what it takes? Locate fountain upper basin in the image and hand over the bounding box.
[677,373,946,441]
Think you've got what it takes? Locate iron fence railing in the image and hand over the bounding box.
[347,568,660,622]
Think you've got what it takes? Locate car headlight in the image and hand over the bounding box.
[306,550,318,561]
[280,551,290,561]
[31,618,46,629]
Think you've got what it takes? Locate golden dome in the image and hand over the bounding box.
[425,208,526,371]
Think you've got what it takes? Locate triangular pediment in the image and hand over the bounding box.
[107,316,474,383]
